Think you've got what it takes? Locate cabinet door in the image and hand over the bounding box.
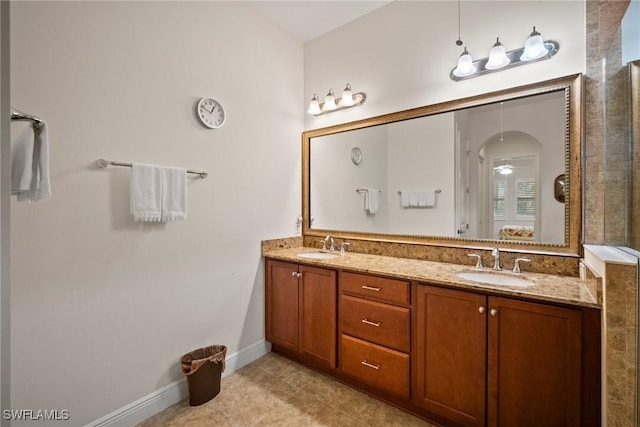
[414,285,487,427]
[300,265,337,368]
[265,260,299,352]
[487,297,581,427]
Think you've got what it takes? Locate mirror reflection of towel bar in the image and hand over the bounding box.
[397,189,441,194]
[356,188,381,193]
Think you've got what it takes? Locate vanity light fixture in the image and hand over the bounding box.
[306,83,366,116]
[450,26,559,81]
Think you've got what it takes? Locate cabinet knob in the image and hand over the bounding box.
[291,271,297,277]
[490,308,498,316]
[297,272,302,278]
[478,306,485,314]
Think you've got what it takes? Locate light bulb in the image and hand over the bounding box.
[307,94,321,115]
[520,26,548,61]
[323,89,336,111]
[341,83,354,107]
[453,47,477,78]
[486,37,510,70]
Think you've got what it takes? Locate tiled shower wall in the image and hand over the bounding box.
[585,3,637,425]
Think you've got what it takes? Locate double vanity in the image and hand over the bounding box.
[263,244,600,427]
[264,74,602,426]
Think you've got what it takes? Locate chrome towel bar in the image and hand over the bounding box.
[397,189,441,194]
[95,158,208,178]
[10,107,44,126]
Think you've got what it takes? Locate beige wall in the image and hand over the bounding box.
[9,2,302,425]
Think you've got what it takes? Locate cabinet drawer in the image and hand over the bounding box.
[341,272,409,306]
[340,334,410,399]
[341,295,410,352]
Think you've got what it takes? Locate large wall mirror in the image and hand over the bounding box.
[303,74,582,256]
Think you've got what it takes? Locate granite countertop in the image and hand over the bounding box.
[263,246,600,309]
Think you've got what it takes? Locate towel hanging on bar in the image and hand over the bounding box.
[96,158,207,178]
[10,110,51,203]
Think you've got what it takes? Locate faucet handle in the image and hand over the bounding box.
[512,258,531,274]
[467,254,483,269]
[340,241,351,255]
[318,239,327,251]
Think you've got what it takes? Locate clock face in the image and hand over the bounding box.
[351,147,362,165]
[196,98,225,129]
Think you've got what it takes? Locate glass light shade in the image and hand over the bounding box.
[520,27,548,61]
[323,89,337,111]
[341,83,354,107]
[453,48,477,78]
[307,94,321,115]
[500,167,513,175]
[495,164,513,175]
[485,38,510,70]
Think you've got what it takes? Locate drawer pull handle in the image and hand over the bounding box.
[361,318,381,327]
[361,285,381,291]
[361,360,380,370]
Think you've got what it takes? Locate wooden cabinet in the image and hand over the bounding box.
[487,296,581,427]
[339,272,411,399]
[414,285,487,426]
[414,285,582,427]
[264,257,598,427]
[265,260,337,368]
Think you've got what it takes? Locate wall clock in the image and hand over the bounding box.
[196,97,226,129]
[351,147,362,165]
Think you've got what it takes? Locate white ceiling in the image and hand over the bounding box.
[248,1,392,43]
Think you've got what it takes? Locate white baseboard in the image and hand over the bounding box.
[86,340,270,427]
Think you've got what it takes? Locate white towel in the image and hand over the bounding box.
[408,191,418,207]
[365,189,379,215]
[400,191,410,208]
[130,163,187,222]
[417,191,427,207]
[161,166,187,222]
[11,121,51,202]
[423,190,436,208]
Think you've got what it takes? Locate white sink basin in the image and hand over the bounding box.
[297,251,339,260]
[456,270,533,287]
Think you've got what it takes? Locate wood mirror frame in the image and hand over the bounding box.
[302,74,583,256]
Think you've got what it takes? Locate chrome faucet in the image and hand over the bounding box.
[325,235,335,252]
[467,253,483,269]
[513,257,531,274]
[491,247,501,271]
[340,241,350,255]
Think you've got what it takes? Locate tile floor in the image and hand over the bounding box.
[137,352,434,426]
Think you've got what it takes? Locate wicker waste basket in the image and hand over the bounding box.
[180,345,227,406]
